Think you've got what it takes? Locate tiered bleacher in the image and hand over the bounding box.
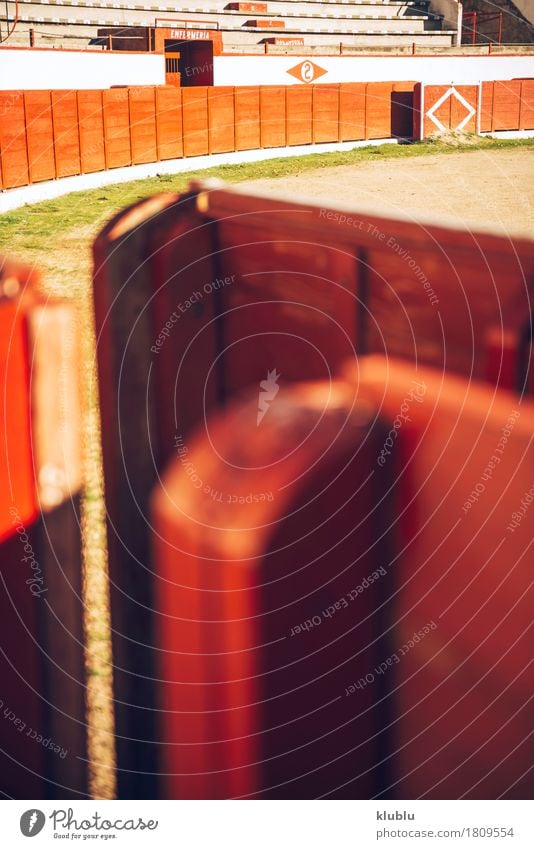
[1,0,457,51]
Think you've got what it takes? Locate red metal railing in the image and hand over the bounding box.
[462,10,503,45]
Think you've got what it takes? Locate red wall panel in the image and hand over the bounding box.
[286,86,312,146]
[208,87,235,154]
[492,80,521,131]
[313,84,339,143]
[365,82,393,139]
[24,91,56,183]
[103,88,132,169]
[339,83,366,141]
[0,92,29,188]
[234,86,260,151]
[259,86,286,148]
[51,90,81,178]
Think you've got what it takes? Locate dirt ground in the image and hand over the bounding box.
[240,148,534,240]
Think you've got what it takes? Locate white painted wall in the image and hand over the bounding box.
[214,54,534,86]
[0,48,165,90]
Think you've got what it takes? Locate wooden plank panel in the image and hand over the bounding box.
[51,90,81,178]
[103,88,131,169]
[208,86,235,154]
[129,86,157,165]
[492,80,521,131]
[0,91,30,188]
[77,90,105,174]
[312,84,339,143]
[391,81,415,140]
[286,85,312,146]
[93,191,219,798]
[234,86,260,151]
[519,78,534,131]
[24,91,56,183]
[182,87,209,157]
[259,86,286,149]
[0,261,86,798]
[339,83,365,141]
[479,81,494,133]
[152,382,391,799]
[155,86,183,161]
[365,82,394,140]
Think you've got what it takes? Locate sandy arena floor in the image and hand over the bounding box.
[240,148,534,240]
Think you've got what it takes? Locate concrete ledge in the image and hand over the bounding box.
[0,138,398,213]
[480,130,534,139]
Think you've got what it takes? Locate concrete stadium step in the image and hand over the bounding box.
[4,18,455,47]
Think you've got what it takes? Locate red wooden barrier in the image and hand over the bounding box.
[286,85,313,147]
[339,82,366,141]
[0,258,86,798]
[1,80,532,191]
[313,84,339,144]
[51,90,82,179]
[208,86,235,154]
[77,90,106,174]
[414,83,479,139]
[234,86,261,151]
[129,86,157,166]
[103,88,132,169]
[24,91,56,184]
[182,87,209,157]
[93,181,534,797]
[152,380,392,799]
[155,85,183,161]
[260,85,287,148]
[150,356,533,798]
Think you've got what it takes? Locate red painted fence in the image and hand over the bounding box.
[0,259,86,798]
